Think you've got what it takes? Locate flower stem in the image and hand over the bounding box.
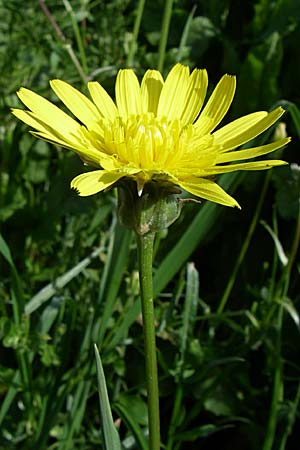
[136,232,160,450]
[157,0,174,72]
[127,0,146,67]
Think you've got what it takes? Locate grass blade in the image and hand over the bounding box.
[94,344,122,450]
[25,245,104,315]
[180,262,199,363]
[114,402,148,450]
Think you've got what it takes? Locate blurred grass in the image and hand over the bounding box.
[0,0,300,449]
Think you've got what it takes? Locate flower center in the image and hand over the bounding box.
[104,113,187,170]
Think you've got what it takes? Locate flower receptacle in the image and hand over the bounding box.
[117,179,183,235]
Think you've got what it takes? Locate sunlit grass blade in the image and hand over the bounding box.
[180,262,199,363]
[261,220,288,266]
[25,245,104,315]
[94,344,122,450]
[36,296,65,334]
[280,297,300,330]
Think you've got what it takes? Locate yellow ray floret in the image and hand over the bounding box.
[12,63,290,208]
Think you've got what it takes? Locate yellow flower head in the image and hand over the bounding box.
[12,64,290,208]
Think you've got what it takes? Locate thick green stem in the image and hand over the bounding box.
[136,232,160,450]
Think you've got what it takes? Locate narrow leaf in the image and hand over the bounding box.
[94,344,122,450]
[261,220,288,266]
[25,246,103,314]
[114,402,148,450]
[180,263,199,362]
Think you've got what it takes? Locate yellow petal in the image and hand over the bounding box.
[12,109,95,157]
[175,176,240,208]
[32,131,105,167]
[214,107,285,152]
[202,159,287,176]
[194,74,236,134]
[115,69,142,119]
[216,137,290,163]
[12,108,52,134]
[157,63,190,121]
[12,109,79,145]
[31,130,80,151]
[180,68,208,125]
[141,69,164,115]
[88,81,118,121]
[16,87,80,136]
[71,170,125,196]
[50,80,100,127]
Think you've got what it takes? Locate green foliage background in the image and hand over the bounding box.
[0,0,300,449]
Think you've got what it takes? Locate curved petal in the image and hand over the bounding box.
[88,81,118,121]
[141,69,164,115]
[12,109,83,148]
[16,87,80,136]
[12,108,54,134]
[50,80,100,127]
[194,74,236,134]
[31,130,109,167]
[71,170,125,196]
[216,137,290,163]
[175,176,240,208]
[202,159,287,176]
[115,69,142,119]
[13,108,116,168]
[213,107,285,152]
[157,63,190,121]
[180,68,208,125]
